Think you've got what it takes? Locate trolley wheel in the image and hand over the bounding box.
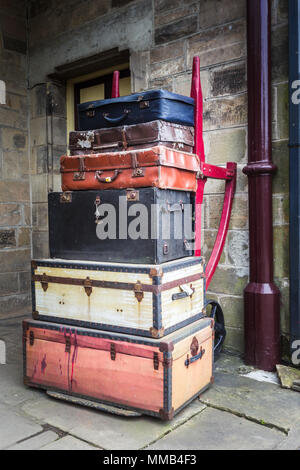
[205,300,226,359]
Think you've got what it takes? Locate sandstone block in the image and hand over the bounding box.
[0,229,16,248]
[0,272,19,296]
[211,62,246,97]
[276,83,289,140]
[173,70,210,99]
[208,265,248,295]
[271,24,288,83]
[203,127,246,165]
[0,204,22,226]
[155,3,198,27]
[150,40,184,64]
[150,57,185,80]
[203,94,248,131]
[272,140,289,194]
[227,230,249,267]
[17,227,31,247]
[0,181,30,203]
[273,225,289,278]
[155,16,198,45]
[0,249,31,273]
[198,0,246,29]
[219,295,244,329]
[187,20,246,68]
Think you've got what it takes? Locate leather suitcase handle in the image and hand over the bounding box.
[172,284,195,301]
[185,348,205,367]
[103,110,129,124]
[95,169,122,183]
[172,291,189,300]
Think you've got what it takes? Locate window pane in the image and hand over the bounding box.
[80,83,105,103]
[119,76,131,96]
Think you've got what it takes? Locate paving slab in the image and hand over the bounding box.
[147,407,285,450]
[40,435,98,450]
[0,363,43,407]
[275,423,300,450]
[22,395,207,450]
[7,431,59,450]
[214,353,253,375]
[199,372,300,433]
[0,404,43,450]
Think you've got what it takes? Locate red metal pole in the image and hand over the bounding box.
[243,0,280,371]
[111,71,120,98]
[190,57,206,256]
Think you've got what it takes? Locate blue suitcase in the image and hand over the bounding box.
[77,90,194,131]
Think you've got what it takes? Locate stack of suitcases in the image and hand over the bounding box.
[23,65,215,421]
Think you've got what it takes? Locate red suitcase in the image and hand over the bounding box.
[61,145,200,192]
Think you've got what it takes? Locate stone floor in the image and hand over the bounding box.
[0,314,300,450]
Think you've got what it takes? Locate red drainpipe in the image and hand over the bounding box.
[243,0,281,371]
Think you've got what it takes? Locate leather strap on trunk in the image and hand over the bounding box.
[33,271,205,295]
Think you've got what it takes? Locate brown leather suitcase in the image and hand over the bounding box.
[61,145,200,192]
[69,120,194,155]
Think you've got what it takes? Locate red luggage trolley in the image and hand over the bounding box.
[111,60,237,356]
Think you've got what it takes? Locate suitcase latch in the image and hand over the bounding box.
[73,157,86,181]
[139,100,149,109]
[83,277,93,297]
[131,153,144,178]
[86,105,95,118]
[134,281,144,302]
[60,192,72,203]
[29,331,34,346]
[163,243,169,255]
[132,167,144,178]
[73,172,86,181]
[110,343,116,361]
[153,352,159,370]
[126,189,139,201]
[40,273,49,292]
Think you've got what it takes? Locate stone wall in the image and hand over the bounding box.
[30,82,66,259]
[0,0,31,317]
[1,0,289,355]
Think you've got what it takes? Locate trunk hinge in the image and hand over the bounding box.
[40,273,49,292]
[83,277,93,296]
[110,343,116,360]
[134,281,144,302]
[29,331,34,346]
[153,352,159,370]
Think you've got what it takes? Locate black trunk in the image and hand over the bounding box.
[48,188,194,264]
